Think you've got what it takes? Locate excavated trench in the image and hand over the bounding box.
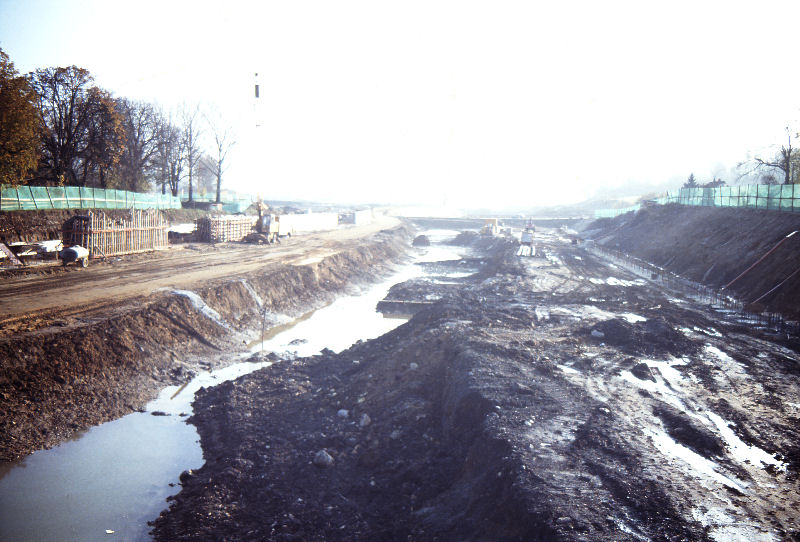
[3,215,800,542]
[0,226,478,541]
[151,228,800,541]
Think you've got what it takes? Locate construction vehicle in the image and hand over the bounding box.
[518,219,536,257]
[480,218,499,236]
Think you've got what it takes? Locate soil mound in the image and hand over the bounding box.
[411,234,431,246]
[653,404,726,459]
[590,317,694,356]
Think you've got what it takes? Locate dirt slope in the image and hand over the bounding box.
[152,230,800,541]
[0,221,410,461]
[585,205,800,318]
[0,215,400,326]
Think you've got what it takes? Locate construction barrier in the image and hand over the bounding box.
[595,183,800,218]
[196,215,257,242]
[0,185,181,211]
[657,184,800,211]
[62,210,169,258]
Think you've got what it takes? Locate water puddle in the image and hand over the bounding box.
[0,232,465,542]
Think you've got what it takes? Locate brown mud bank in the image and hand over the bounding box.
[153,231,800,541]
[585,205,800,319]
[0,225,412,462]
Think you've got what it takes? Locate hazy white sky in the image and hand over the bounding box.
[2,0,800,208]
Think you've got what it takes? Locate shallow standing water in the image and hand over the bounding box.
[0,230,468,542]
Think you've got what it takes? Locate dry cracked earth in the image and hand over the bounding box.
[152,228,800,541]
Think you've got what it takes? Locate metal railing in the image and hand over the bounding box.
[588,245,798,334]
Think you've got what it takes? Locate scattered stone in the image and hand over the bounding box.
[313,449,334,468]
[289,338,308,345]
[151,411,169,416]
[359,413,371,427]
[389,430,401,440]
[630,362,656,381]
[409,362,419,370]
[590,329,605,339]
[337,409,349,418]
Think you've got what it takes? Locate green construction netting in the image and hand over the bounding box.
[597,184,800,218]
[0,186,182,211]
[656,184,800,212]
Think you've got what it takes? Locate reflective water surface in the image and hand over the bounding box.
[0,231,466,542]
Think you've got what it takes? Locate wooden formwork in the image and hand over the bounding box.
[196,216,256,243]
[62,210,169,258]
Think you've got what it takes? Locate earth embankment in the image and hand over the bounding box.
[585,204,800,318]
[0,224,411,462]
[152,229,800,541]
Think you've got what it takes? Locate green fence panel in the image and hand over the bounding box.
[595,183,800,218]
[1,185,182,211]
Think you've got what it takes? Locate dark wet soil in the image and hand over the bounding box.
[152,228,800,541]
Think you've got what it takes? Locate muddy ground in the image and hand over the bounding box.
[0,222,411,462]
[152,228,800,541]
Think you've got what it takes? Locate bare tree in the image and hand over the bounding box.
[195,152,217,196]
[741,127,800,185]
[181,104,204,202]
[116,98,163,191]
[203,113,235,204]
[156,118,186,196]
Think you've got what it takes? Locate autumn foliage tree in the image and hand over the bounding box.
[0,48,39,186]
[1,48,236,197]
[29,66,126,187]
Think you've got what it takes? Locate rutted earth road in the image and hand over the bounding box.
[151,228,800,541]
[0,215,400,334]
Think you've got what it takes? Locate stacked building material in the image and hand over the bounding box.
[196,215,256,242]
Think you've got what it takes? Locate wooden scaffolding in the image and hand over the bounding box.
[62,210,169,258]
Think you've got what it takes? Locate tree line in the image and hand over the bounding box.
[0,48,233,202]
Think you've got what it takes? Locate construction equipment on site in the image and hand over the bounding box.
[517,219,536,257]
[481,218,499,236]
[59,245,90,267]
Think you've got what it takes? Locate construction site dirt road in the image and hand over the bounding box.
[0,215,400,335]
